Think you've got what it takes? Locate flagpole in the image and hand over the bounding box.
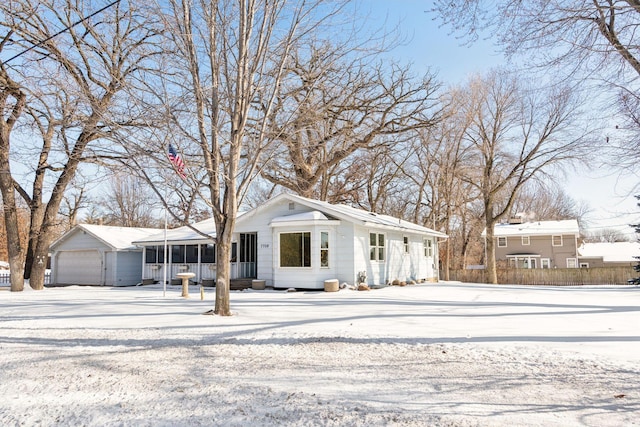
[163,186,168,297]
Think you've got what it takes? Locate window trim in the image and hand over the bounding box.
[279,231,312,268]
[497,236,507,247]
[369,232,385,262]
[552,235,563,247]
[541,258,551,269]
[320,231,329,268]
[521,236,530,246]
[424,238,433,258]
[566,258,577,268]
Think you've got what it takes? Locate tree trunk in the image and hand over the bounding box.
[1,192,25,292]
[443,238,451,281]
[28,241,49,290]
[485,219,498,284]
[214,238,232,316]
[0,141,25,292]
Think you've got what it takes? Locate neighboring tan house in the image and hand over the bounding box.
[482,219,581,269]
[577,242,640,268]
[133,193,447,289]
[50,224,162,286]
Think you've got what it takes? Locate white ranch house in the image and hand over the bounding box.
[134,194,447,289]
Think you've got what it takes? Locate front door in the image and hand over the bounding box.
[239,233,257,278]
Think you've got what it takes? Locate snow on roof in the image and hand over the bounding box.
[133,217,217,245]
[578,242,640,263]
[482,219,580,237]
[272,211,328,222]
[68,224,163,250]
[247,194,447,237]
[270,211,337,226]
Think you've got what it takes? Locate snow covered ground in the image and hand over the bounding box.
[1,282,639,426]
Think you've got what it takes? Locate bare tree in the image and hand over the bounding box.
[403,90,479,279]
[261,40,440,200]
[432,1,640,77]
[458,70,593,283]
[0,32,27,290]
[138,0,355,316]
[0,0,159,290]
[510,182,590,223]
[585,228,631,243]
[431,0,640,170]
[94,173,161,227]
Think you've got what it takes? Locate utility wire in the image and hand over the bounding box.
[4,0,121,64]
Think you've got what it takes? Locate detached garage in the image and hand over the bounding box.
[50,224,161,286]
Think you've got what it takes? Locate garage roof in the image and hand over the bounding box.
[52,224,162,251]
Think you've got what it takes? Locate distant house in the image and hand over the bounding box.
[133,193,447,289]
[577,242,640,268]
[50,224,161,286]
[482,219,581,269]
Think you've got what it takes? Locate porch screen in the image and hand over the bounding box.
[145,246,165,264]
[280,232,311,267]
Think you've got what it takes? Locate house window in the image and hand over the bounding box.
[186,245,199,263]
[566,258,577,268]
[541,258,550,269]
[145,245,165,264]
[320,231,329,268]
[403,236,409,254]
[424,239,433,257]
[370,233,385,262]
[580,262,589,268]
[172,245,186,263]
[280,232,311,267]
[201,243,216,263]
[552,235,563,247]
[498,236,507,247]
[522,236,530,246]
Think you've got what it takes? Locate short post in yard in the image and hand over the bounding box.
[176,272,196,298]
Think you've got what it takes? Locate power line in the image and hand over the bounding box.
[4,0,121,64]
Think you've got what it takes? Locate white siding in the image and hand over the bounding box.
[54,229,111,251]
[111,252,144,286]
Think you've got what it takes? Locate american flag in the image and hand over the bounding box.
[168,144,186,178]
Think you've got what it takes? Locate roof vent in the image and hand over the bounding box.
[288,202,295,210]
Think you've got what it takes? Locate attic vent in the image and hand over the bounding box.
[288,202,295,210]
[509,217,523,224]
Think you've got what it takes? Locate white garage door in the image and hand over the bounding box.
[57,250,102,285]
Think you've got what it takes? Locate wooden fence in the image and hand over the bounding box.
[447,267,637,286]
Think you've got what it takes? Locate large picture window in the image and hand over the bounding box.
[280,232,311,267]
[370,233,385,262]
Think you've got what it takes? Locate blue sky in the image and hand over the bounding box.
[366,1,639,236]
